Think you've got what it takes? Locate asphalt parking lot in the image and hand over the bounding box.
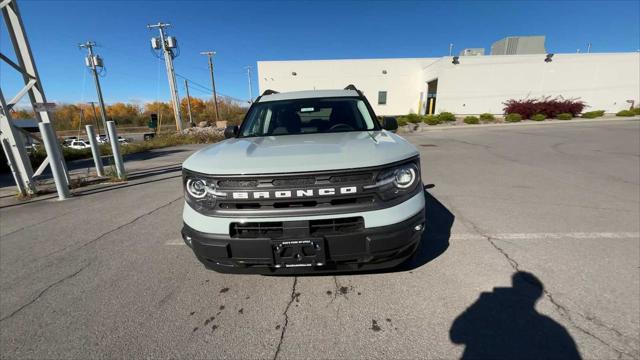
[1,119,638,359]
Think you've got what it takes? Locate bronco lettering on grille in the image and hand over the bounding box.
[231,186,357,200]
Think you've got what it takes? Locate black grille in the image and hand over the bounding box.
[272,177,316,187]
[217,179,259,188]
[230,221,284,238]
[329,173,373,184]
[229,217,364,239]
[310,217,364,236]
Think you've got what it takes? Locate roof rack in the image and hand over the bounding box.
[261,89,279,96]
[344,84,358,91]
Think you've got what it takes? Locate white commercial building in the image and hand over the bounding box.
[257,52,640,116]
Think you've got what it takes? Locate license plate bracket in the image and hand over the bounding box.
[272,239,325,268]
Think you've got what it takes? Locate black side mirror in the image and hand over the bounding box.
[382,117,398,131]
[224,125,239,139]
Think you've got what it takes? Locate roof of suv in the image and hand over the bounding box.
[257,89,360,103]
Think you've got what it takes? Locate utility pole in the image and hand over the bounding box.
[200,51,220,122]
[148,22,183,131]
[183,79,193,126]
[88,101,101,135]
[79,41,109,140]
[245,66,253,103]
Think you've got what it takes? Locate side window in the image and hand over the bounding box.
[378,91,387,105]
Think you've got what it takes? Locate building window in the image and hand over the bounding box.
[378,91,387,105]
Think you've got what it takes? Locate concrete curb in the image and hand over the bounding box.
[400,116,640,133]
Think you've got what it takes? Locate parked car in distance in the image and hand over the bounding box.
[62,136,78,147]
[68,139,91,150]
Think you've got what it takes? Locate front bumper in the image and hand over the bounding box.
[182,211,425,274]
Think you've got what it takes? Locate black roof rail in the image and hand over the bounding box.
[262,89,279,96]
[344,84,358,91]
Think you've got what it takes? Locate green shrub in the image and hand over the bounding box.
[479,113,495,122]
[463,116,479,124]
[423,115,441,125]
[581,110,605,119]
[632,107,640,115]
[437,112,456,122]
[405,113,422,124]
[616,110,634,117]
[556,113,573,120]
[505,113,522,122]
[531,114,546,121]
[397,117,408,126]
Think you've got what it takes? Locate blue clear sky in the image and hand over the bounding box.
[1,0,638,105]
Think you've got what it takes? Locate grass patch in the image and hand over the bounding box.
[556,113,573,120]
[463,116,480,124]
[437,112,456,122]
[581,110,605,119]
[423,115,441,126]
[505,113,522,122]
[616,110,635,117]
[479,113,495,122]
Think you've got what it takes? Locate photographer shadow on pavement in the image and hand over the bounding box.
[450,271,582,360]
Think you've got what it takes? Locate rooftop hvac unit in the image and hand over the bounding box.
[151,37,161,49]
[460,48,485,56]
[166,36,178,49]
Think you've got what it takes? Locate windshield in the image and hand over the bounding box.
[239,97,379,137]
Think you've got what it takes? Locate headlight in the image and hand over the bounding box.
[183,172,227,212]
[365,161,421,201]
[394,167,416,188]
[186,178,208,199]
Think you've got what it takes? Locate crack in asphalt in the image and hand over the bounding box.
[0,261,91,323]
[38,196,183,260]
[461,218,637,358]
[273,276,298,360]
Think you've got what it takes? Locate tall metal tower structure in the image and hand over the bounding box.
[200,51,219,122]
[0,0,68,196]
[79,41,108,138]
[148,22,183,131]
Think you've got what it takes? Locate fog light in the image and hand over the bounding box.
[414,224,424,231]
[183,235,193,248]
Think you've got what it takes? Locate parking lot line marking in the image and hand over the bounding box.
[166,240,186,245]
[165,232,639,246]
[450,232,640,241]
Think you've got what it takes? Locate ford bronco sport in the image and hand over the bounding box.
[181,85,425,274]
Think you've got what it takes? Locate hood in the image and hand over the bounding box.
[182,131,419,175]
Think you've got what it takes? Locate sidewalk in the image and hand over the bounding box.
[399,115,640,133]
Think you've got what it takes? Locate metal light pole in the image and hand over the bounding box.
[79,41,109,140]
[200,51,220,122]
[148,22,183,131]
